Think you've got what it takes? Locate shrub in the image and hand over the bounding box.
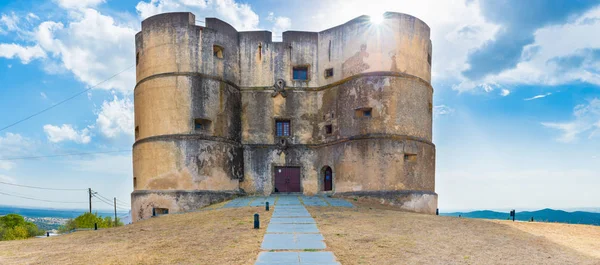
[59,212,123,233]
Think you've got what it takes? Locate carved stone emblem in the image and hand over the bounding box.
[271,79,287,98]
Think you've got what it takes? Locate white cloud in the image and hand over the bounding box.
[524,92,552,101]
[457,6,600,91]
[55,0,106,9]
[0,43,46,63]
[542,98,600,142]
[0,175,16,183]
[136,0,259,30]
[434,105,454,116]
[500,89,510,96]
[43,124,92,144]
[40,92,47,99]
[32,9,137,94]
[0,12,20,32]
[266,12,291,40]
[0,133,34,170]
[95,95,134,138]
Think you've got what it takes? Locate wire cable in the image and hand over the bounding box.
[0,64,135,133]
[0,190,87,204]
[0,150,131,161]
[92,194,129,210]
[0,181,87,191]
[94,192,129,207]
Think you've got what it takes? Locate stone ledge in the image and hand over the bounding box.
[334,190,438,214]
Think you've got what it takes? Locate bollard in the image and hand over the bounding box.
[94,223,98,230]
[46,232,49,237]
[266,202,270,211]
[530,217,534,222]
[436,208,439,215]
[254,213,260,229]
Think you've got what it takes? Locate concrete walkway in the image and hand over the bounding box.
[254,196,342,265]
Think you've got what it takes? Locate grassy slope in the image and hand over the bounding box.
[0,201,598,265]
[0,206,272,265]
[309,202,600,265]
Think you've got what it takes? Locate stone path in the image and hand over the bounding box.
[223,195,353,209]
[255,196,342,265]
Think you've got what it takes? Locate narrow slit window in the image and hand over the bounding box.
[328,40,332,62]
[404,154,417,162]
[258,42,262,60]
[194,118,212,131]
[276,120,291,137]
[133,177,137,189]
[213,45,224,59]
[428,102,433,113]
[135,126,139,139]
[293,66,308,80]
[427,52,431,65]
[136,52,140,65]
[325,124,333,134]
[325,68,334,78]
[355,108,373,118]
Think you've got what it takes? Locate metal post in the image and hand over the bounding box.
[88,188,92,213]
[266,202,270,211]
[254,213,260,229]
[114,197,117,227]
[436,208,439,215]
[46,232,49,237]
[94,223,98,230]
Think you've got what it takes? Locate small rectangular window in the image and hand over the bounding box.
[133,177,137,188]
[404,154,417,162]
[136,52,140,66]
[325,124,332,134]
[153,208,169,216]
[355,108,373,118]
[213,45,224,59]
[135,126,139,139]
[194,118,212,131]
[325,68,334,78]
[276,120,291,137]
[293,66,308,80]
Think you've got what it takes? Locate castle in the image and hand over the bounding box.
[131,12,437,221]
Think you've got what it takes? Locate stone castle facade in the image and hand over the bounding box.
[131,12,437,221]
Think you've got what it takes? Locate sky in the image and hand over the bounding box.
[0,0,599,212]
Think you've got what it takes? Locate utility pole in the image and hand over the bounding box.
[88,188,92,213]
[114,197,117,227]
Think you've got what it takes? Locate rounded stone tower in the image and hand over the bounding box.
[132,12,436,222]
[132,13,243,221]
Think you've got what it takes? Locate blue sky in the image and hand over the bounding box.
[0,0,599,212]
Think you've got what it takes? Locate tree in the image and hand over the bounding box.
[0,214,44,241]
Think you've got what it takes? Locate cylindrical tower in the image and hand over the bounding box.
[132,12,243,221]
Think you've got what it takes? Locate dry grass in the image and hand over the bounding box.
[308,202,600,265]
[492,220,600,259]
[0,207,272,265]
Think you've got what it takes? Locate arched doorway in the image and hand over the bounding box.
[323,166,333,191]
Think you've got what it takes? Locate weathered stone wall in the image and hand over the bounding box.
[132,11,437,220]
[133,12,243,221]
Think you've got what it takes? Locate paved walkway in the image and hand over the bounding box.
[223,195,354,208]
[254,196,342,265]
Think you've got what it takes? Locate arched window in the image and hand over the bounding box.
[322,166,333,191]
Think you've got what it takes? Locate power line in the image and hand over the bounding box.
[0,181,87,191]
[92,194,129,210]
[0,64,135,133]
[0,190,87,204]
[0,150,131,161]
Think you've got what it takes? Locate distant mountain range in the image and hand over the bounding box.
[441,208,600,226]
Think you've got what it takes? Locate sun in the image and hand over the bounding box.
[370,13,384,24]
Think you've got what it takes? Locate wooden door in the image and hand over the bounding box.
[274,167,301,193]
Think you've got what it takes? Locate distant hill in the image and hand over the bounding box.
[441,208,600,226]
[0,206,119,219]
